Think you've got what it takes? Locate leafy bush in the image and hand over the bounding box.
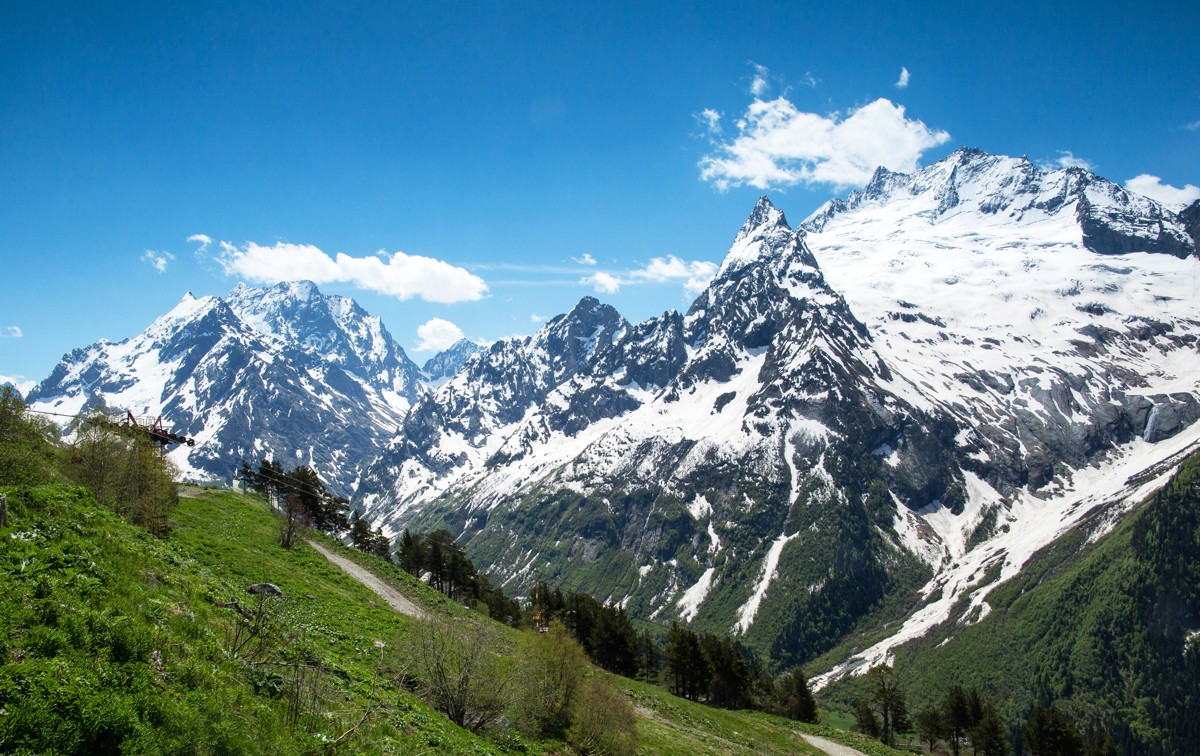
[512,621,587,735]
[569,672,638,755]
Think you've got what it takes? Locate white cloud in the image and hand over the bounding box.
[698,108,722,137]
[2,326,23,338]
[0,373,36,395]
[573,253,597,266]
[895,67,910,88]
[801,72,817,89]
[530,313,545,324]
[187,233,212,253]
[1123,174,1200,210]
[630,256,719,296]
[581,271,623,294]
[1185,119,1200,132]
[749,63,770,96]
[142,250,174,273]
[699,96,951,191]
[415,318,465,352]
[217,241,488,304]
[1049,150,1096,171]
[580,256,718,297]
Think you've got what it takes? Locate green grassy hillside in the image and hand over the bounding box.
[1,481,904,754]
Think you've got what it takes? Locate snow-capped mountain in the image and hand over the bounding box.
[420,338,485,386]
[357,149,1200,672]
[27,281,423,494]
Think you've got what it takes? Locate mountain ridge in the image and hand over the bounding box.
[27,281,426,494]
[357,148,1200,674]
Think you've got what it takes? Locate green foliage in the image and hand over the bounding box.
[401,617,514,733]
[569,673,638,755]
[914,705,944,752]
[64,414,178,536]
[666,622,710,701]
[530,580,639,675]
[512,622,587,735]
[348,513,391,557]
[1023,705,1083,756]
[777,667,818,723]
[242,458,351,546]
[399,528,521,623]
[0,387,58,486]
[863,663,908,746]
[855,698,881,738]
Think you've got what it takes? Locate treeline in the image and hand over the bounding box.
[239,458,390,554]
[396,528,521,624]
[853,666,1119,755]
[396,530,819,724]
[532,582,818,721]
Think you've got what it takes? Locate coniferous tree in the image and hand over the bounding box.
[866,663,907,746]
[703,634,751,709]
[971,705,1008,756]
[915,706,945,753]
[855,699,881,737]
[397,528,427,575]
[943,684,974,756]
[638,628,661,682]
[1023,705,1084,756]
[778,667,818,723]
[665,623,709,701]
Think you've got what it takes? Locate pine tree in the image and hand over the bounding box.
[778,667,818,723]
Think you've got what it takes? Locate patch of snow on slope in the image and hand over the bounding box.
[812,425,1200,690]
[734,530,797,634]
[677,567,716,621]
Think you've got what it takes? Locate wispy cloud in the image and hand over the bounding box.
[142,250,174,273]
[1184,119,1200,132]
[800,71,817,89]
[699,68,950,191]
[573,253,597,266]
[187,233,212,253]
[749,62,770,96]
[895,67,910,88]
[581,255,718,297]
[697,108,723,138]
[415,318,465,351]
[530,313,545,324]
[217,241,488,304]
[1124,174,1200,209]
[2,326,23,338]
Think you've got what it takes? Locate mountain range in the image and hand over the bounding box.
[25,148,1200,679]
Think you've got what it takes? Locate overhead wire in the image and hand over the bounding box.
[22,404,336,502]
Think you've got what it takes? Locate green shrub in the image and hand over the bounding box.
[569,672,638,755]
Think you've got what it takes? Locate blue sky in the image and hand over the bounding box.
[2,0,1198,390]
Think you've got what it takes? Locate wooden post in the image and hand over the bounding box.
[1,493,7,528]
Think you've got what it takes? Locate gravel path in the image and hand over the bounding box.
[800,734,869,756]
[306,540,426,620]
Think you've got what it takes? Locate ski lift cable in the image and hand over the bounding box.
[25,407,330,500]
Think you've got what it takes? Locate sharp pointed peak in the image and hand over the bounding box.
[736,196,790,240]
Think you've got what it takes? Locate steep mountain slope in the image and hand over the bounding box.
[27,282,422,493]
[837,449,1200,754]
[800,148,1200,678]
[359,149,1200,670]
[421,338,485,386]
